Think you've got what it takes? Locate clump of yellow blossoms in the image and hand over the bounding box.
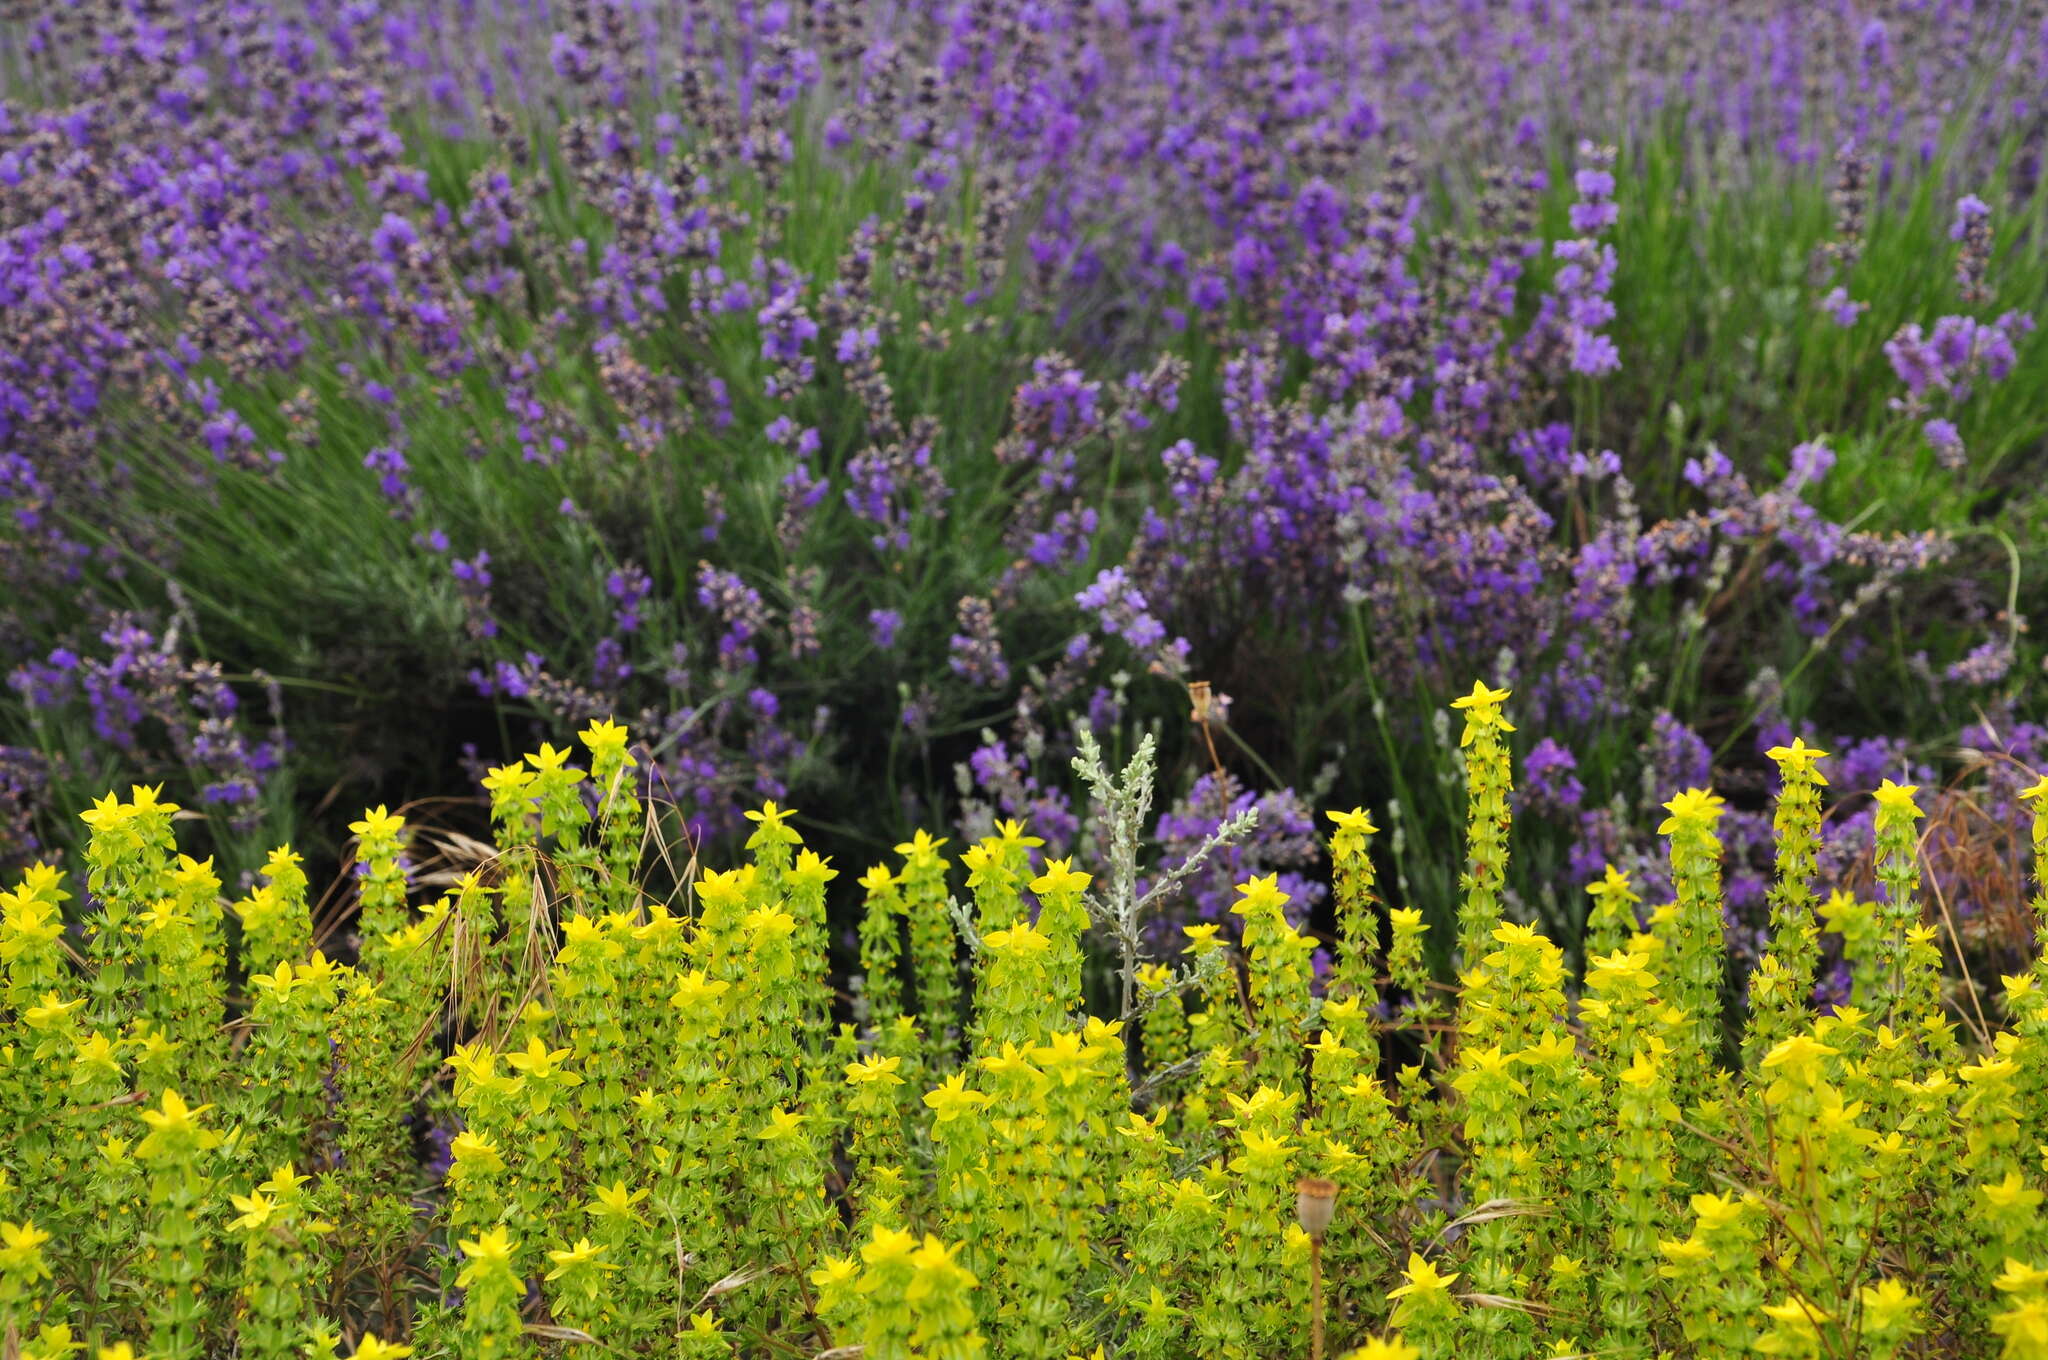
[1,688,2046,1358]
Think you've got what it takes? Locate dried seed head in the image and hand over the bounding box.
[1295,1177,1338,1239]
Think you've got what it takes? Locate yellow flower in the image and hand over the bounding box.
[347,805,406,841]
[992,818,1045,849]
[1761,1034,1838,1078]
[743,906,798,942]
[228,1191,277,1233]
[137,1088,211,1156]
[1981,1171,2045,1215]
[78,792,131,832]
[983,922,1051,956]
[810,1256,859,1291]
[544,1238,615,1280]
[846,1054,906,1087]
[1858,1279,1920,1335]
[906,1235,976,1299]
[1450,680,1511,710]
[790,849,838,886]
[1765,737,1831,783]
[261,1164,312,1197]
[455,1226,517,1287]
[923,1074,991,1124]
[1231,873,1291,918]
[449,1131,503,1172]
[578,717,633,756]
[1871,779,1923,817]
[22,992,84,1030]
[860,1226,920,1269]
[1992,1299,2048,1358]
[585,1180,649,1224]
[1028,857,1092,897]
[1690,1193,1748,1233]
[1387,1252,1458,1300]
[70,1031,123,1084]
[744,800,802,847]
[504,1035,576,1081]
[353,1334,414,1360]
[670,969,732,1011]
[1996,1260,2048,1295]
[0,1221,53,1279]
[1658,787,1727,833]
[755,1107,810,1141]
[893,829,950,859]
[2019,774,2048,804]
[1450,680,1515,745]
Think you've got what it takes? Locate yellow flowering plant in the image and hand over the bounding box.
[0,698,2045,1358]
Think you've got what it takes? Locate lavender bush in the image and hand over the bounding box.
[1,0,2045,978]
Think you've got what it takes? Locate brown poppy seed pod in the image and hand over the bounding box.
[1295,1177,1338,1240]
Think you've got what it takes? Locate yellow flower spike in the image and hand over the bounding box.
[856,863,899,894]
[1028,857,1092,897]
[1871,778,1923,818]
[352,1335,414,1360]
[2019,773,2048,803]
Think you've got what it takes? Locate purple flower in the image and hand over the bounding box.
[868,609,902,650]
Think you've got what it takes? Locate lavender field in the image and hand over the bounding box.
[4,3,2048,1354]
